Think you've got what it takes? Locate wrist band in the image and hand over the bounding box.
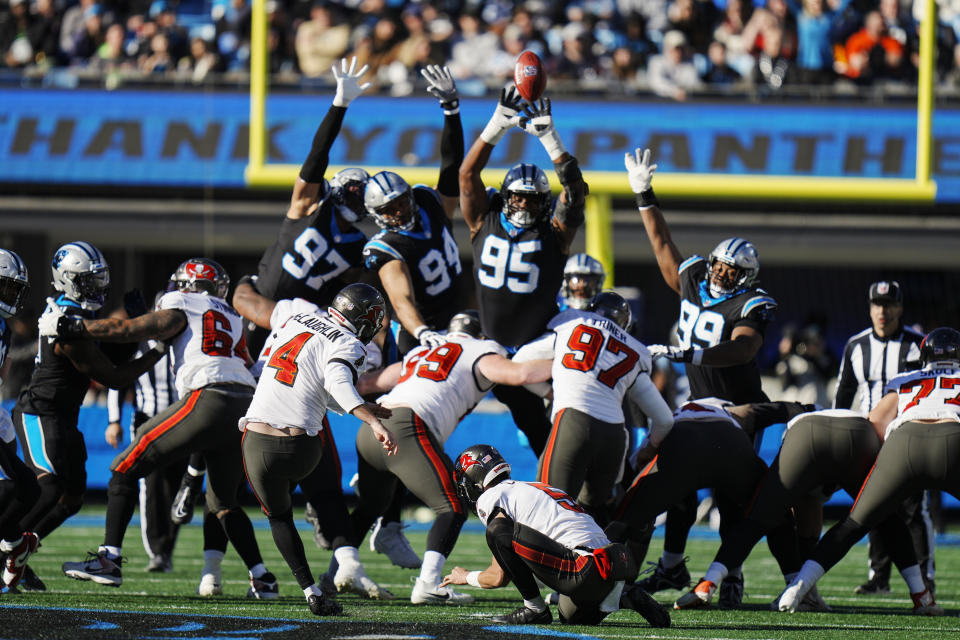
[466,571,483,588]
[413,325,428,340]
[480,120,507,145]
[635,188,659,209]
[690,348,704,366]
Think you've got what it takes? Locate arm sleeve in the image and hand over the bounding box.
[437,112,464,198]
[324,360,364,415]
[628,373,674,446]
[833,342,858,409]
[299,105,347,183]
[107,387,124,424]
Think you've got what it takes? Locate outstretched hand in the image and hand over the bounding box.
[517,97,566,161]
[480,86,524,145]
[331,56,372,107]
[625,147,657,195]
[421,64,459,112]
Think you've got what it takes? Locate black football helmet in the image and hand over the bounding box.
[327,283,386,344]
[172,258,230,298]
[454,444,511,504]
[920,327,960,368]
[587,291,632,330]
[448,309,483,339]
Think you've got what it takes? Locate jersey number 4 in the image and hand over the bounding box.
[283,228,352,291]
[561,324,639,388]
[266,332,313,386]
[398,343,463,383]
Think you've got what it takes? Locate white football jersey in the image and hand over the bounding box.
[476,479,608,552]
[158,291,256,397]
[241,310,367,435]
[251,298,383,379]
[377,333,506,443]
[515,309,654,423]
[884,365,960,436]
[672,397,739,427]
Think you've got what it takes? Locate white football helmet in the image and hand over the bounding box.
[561,253,605,310]
[171,258,230,298]
[0,249,29,319]
[51,241,110,311]
[706,237,758,297]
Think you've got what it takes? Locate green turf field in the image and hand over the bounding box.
[6,507,960,639]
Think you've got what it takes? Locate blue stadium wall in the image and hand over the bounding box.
[3,89,960,200]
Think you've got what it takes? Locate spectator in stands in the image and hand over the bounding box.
[352,15,402,84]
[71,4,106,64]
[0,0,33,68]
[836,10,905,81]
[449,10,499,81]
[89,22,132,72]
[785,0,852,84]
[59,0,98,59]
[177,36,221,82]
[152,1,187,62]
[27,0,63,67]
[390,4,433,69]
[713,0,757,76]
[703,40,743,84]
[668,0,720,53]
[648,30,703,100]
[265,0,294,74]
[618,0,670,33]
[139,31,172,73]
[554,21,601,80]
[621,12,658,66]
[214,0,251,70]
[750,23,796,89]
[509,6,549,57]
[295,2,350,78]
[605,45,644,86]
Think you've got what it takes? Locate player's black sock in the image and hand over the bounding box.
[426,510,466,557]
[203,508,228,552]
[268,510,314,589]
[104,471,139,547]
[18,473,62,532]
[220,507,263,569]
[663,492,697,555]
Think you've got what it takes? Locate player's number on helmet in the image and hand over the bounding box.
[282,228,352,291]
[477,236,541,293]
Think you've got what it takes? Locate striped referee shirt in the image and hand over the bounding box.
[833,325,924,413]
[107,344,177,423]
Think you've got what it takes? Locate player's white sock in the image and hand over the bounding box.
[797,560,825,585]
[661,552,685,569]
[202,550,225,576]
[703,562,728,586]
[100,545,122,560]
[600,580,624,612]
[304,584,323,598]
[249,562,267,579]
[524,596,547,612]
[419,550,445,586]
[334,545,360,566]
[900,564,926,594]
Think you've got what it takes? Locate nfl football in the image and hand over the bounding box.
[514,50,546,102]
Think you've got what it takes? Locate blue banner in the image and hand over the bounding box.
[2,89,960,200]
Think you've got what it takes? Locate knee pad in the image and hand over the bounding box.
[107,472,137,501]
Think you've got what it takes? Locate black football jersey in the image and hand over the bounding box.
[677,256,776,404]
[0,317,9,371]
[16,296,94,422]
[473,188,564,348]
[257,196,366,308]
[362,186,462,328]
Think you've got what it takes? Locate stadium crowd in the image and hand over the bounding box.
[3,0,960,98]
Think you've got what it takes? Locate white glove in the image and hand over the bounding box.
[147,339,168,355]
[518,98,566,162]
[331,57,372,107]
[416,327,445,349]
[37,297,64,340]
[648,344,701,364]
[420,64,459,114]
[625,147,658,195]
[0,407,14,444]
[480,86,523,146]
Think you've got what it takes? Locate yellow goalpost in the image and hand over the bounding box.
[245,0,937,287]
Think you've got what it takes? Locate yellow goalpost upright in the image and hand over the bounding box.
[244,0,937,287]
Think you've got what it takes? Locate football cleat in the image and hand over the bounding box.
[911,588,944,616]
[622,583,671,628]
[637,558,691,593]
[410,578,474,605]
[62,551,123,587]
[777,578,812,612]
[19,565,45,591]
[170,473,204,525]
[308,592,343,616]
[2,532,40,589]
[247,571,279,599]
[197,572,223,596]
[319,571,337,597]
[853,575,890,595]
[145,553,172,573]
[798,585,831,612]
[674,579,716,609]
[334,560,395,600]
[491,605,552,625]
[718,574,744,609]
[370,518,421,569]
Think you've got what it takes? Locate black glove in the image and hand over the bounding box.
[123,288,148,318]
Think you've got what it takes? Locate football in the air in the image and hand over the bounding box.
[514,50,546,102]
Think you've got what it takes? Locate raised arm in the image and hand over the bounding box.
[377,260,432,341]
[460,87,524,237]
[421,65,463,218]
[625,148,683,295]
[288,57,371,220]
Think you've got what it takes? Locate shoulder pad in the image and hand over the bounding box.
[362,238,403,261]
[741,294,777,318]
[678,255,704,275]
[413,184,443,207]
